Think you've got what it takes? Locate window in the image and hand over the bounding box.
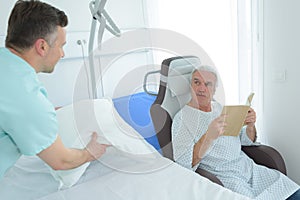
[148,0,240,104]
[147,0,264,141]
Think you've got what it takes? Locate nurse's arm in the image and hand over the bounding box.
[37,132,108,170]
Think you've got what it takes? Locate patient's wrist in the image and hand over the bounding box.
[204,131,215,143]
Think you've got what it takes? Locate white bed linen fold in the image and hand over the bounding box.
[0,151,250,200]
[38,155,250,200]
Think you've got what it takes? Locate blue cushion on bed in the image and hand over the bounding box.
[113,92,161,151]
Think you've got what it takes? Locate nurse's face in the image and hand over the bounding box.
[41,26,66,73]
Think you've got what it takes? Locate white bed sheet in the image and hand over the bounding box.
[0,149,250,200]
[0,98,250,199]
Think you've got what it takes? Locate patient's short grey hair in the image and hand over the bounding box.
[190,65,219,87]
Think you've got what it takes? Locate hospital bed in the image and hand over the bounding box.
[0,94,250,200]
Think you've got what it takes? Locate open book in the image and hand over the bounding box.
[221,93,254,136]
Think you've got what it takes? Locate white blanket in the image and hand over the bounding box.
[0,98,250,200]
[0,153,250,200]
[39,157,250,200]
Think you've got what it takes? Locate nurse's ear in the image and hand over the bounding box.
[34,38,49,57]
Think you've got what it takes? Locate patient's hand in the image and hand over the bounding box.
[244,108,256,127]
[85,132,110,162]
[206,114,226,140]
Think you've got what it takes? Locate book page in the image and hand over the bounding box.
[246,92,255,106]
[221,105,250,136]
[221,93,254,136]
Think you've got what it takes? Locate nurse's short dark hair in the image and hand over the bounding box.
[5,0,68,51]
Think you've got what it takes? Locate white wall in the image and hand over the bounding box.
[263,0,300,184]
[0,0,14,45]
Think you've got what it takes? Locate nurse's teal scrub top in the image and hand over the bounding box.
[0,48,58,178]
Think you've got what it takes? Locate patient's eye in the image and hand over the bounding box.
[205,82,213,87]
[193,80,200,86]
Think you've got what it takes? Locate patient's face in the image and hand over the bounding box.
[190,70,216,111]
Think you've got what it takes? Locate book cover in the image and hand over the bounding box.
[221,93,254,136]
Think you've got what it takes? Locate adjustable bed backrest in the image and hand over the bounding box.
[150,56,201,159]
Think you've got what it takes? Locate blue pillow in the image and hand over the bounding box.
[113,92,161,151]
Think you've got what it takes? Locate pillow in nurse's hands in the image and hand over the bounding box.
[59,97,156,155]
[92,98,157,155]
[50,97,158,189]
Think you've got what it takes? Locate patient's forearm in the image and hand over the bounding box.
[192,133,213,167]
[246,125,257,142]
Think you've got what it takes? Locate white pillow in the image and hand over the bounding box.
[50,97,158,189]
[167,74,191,97]
[93,98,156,154]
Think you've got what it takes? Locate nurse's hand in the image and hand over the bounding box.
[85,132,110,162]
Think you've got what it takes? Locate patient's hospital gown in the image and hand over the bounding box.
[172,101,300,200]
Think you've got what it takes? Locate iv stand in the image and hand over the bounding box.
[88,0,121,98]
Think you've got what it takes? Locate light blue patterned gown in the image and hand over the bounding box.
[172,101,299,200]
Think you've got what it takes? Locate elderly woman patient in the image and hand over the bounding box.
[171,65,300,200]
